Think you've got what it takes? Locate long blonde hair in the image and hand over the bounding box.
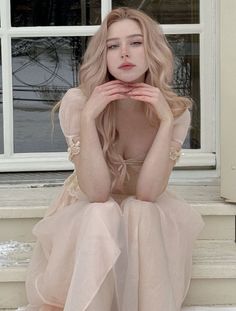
[55,7,192,192]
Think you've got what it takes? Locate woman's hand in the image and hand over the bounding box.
[82,80,131,120]
[127,83,174,123]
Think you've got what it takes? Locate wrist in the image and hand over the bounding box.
[159,117,174,127]
[81,109,96,123]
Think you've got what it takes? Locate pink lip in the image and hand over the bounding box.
[118,62,136,69]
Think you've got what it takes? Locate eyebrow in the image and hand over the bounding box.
[106,34,143,43]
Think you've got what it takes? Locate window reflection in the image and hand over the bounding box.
[12,33,200,153]
[112,0,199,24]
[11,0,101,26]
[167,34,200,149]
[12,37,89,153]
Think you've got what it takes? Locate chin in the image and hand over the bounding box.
[117,76,144,83]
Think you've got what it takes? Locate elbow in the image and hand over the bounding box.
[135,191,159,203]
[136,183,167,203]
[88,193,111,203]
[80,182,111,203]
[76,172,111,203]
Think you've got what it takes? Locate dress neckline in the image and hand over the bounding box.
[123,156,144,164]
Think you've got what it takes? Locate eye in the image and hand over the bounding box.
[130,41,142,46]
[107,44,119,49]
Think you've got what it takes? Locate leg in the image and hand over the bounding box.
[64,199,122,311]
[121,197,177,311]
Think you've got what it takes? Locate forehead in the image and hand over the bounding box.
[107,19,142,39]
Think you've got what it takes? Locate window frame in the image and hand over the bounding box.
[0,0,219,181]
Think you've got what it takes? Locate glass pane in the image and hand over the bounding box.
[112,0,199,24]
[12,37,89,153]
[167,34,200,149]
[11,0,101,26]
[0,42,3,154]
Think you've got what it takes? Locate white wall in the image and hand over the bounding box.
[220,0,236,202]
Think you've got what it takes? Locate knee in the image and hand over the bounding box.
[121,195,156,206]
[85,199,122,236]
[121,195,160,220]
[86,198,121,220]
[88,197,120,210]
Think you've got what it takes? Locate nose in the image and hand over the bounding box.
[121,52,129,58]
[121,44,129,58]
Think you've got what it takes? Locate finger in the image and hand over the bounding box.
[103,80,128,88]
[105,85,133,95]
[127,82,151,88]
[96,81,125,92]
[128,89,154,97]
[128,95,152,102]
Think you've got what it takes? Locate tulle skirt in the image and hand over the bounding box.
[25,180,205,311]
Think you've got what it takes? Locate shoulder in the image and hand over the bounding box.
[60,87,86,112]
[59,88,87,136]
[173,108,191,127]
[171,108,191,146]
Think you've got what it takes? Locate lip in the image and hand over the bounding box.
[118,62,136,69]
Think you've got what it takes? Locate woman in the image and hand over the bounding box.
[25,7,205,311]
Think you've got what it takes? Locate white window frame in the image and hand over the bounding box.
[0,0,219,182]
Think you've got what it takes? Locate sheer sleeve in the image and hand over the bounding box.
[172,108,191,145]
[59,88,86,161]
[170,108,191,162]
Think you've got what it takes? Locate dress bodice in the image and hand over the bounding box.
[112,157,144,196]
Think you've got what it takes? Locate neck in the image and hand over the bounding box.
[116,98,145,113]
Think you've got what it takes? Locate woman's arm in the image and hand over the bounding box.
[76,112,111,202]
[127,83,190,202]
[135,119,177,202]
[60,90,112,203]
[60,81,131,202]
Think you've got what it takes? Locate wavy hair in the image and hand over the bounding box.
[54,7,192,193]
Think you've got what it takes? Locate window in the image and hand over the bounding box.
[12,36,88,153]
[0,0,218,180]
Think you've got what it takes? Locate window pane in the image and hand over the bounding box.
[167,34,200,149]
[11,0,101,26]
[112,0,199,24]
[12,37,88,153]
[12,34,200,153]
[0,42,3,154]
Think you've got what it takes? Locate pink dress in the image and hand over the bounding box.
[25,88,205,311]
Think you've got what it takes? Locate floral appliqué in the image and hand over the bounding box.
[169,146,182,162]
[67,137,80,161]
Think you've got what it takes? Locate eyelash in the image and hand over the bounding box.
[107,41,142,49]
[131,41,142,46]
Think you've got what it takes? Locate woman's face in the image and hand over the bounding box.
[106,19,148,83]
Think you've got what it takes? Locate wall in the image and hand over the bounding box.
[220,0,236,201]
